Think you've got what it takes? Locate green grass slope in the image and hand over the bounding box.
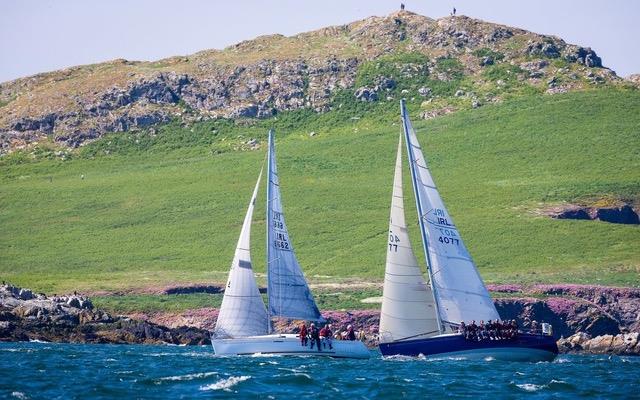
[1,89,638,294]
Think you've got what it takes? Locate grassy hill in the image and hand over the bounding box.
[1,88,638,296]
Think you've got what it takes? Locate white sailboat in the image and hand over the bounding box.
[378,100,557,361]
[212,130,370,359]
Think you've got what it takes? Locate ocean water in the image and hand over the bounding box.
[1,342,638,399]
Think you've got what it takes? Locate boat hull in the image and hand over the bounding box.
[212,334,370,359]
[379,332,558,362]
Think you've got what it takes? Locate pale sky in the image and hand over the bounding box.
[1,0,639,83]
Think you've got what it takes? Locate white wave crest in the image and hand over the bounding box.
[517,383,546,392]
[250,352,281,358]
[11,392,28,400]
[159,371,217,382]
[200,376,251,391]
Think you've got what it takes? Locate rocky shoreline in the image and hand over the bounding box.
[0,284,209,345]
[2,283,639,355]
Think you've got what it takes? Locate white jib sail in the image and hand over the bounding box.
[379,135,440,344]
[401,100,500,327]
[266,130,323,321]
[214,167,270,338]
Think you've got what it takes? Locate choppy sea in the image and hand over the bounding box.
[1,342,638,399]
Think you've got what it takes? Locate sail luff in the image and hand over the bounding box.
[266,130,323,322]
[379,133,440,343]
[400,100,444,334]
[214,166,270,338]
[266,130,273,333]
[400,99,500,326]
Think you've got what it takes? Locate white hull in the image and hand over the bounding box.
[212,334,370,359]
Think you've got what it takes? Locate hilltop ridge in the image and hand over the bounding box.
[0,11,629,154]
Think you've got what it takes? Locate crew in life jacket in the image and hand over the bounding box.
[309,323,321,351]
[320,324,333,350]
[299,322,308,347]
[345,325,356,341]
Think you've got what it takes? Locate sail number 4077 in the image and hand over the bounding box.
[438,236,460,245]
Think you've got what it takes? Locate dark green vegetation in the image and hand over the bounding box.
[1,88,639,297]
[91,288,382,314]
[92,293,223,314]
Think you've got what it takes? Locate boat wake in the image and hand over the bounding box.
[158,372,217,382]
[199,375,251,391]
[250,352,282,358]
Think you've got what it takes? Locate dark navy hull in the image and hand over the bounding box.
[379,333,558,362]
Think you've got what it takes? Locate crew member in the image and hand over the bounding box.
[309,323,321,351]
[345,325,356,341]
[299,322,308,347]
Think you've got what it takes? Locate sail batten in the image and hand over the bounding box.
[379,134,440,344]
[266,130,323,322]
[214,167,270,339]
[400,100,500,326]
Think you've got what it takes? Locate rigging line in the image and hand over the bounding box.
[432,285,494,298]
[401,100,444,334]
[382,294,433,303]
[380,311,437,321]
[391,329,441,342]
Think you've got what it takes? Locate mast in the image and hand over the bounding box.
[266,129,274,334]
[400,99,444,334]
[400,99,499,327]
[379,133,440,343]
[265,129,323,322]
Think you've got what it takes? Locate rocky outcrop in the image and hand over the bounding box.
[530,284,640,333]
[0,11,617,153]
[558,332,640,355]
[0,284,210,345]
[627,74,640,86]
[544,203,640,225]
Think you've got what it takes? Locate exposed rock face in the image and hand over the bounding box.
[558,332,640,355]
[545,203,640,225]
[627,74,640,86]
[0,11,616,153]
[354,87,379,102]
[0,284,210,345]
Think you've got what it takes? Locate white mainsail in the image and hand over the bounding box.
[379,135,440,343]
[214,167,271,338]
[266,130,323,321]
[401,100,500,327]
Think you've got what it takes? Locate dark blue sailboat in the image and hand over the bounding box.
[378,100,558,361]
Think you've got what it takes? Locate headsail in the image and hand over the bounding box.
[214,167,271,338]
[266,130,323,321]
[379,135,440,343]
[401,100,499,327]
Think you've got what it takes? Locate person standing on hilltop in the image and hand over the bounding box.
[400,3,405,10]
[452,7,457,16]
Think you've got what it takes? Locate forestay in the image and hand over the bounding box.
[379,135,440,343]
[401,100,500,326]
[266,130,323,321]
[214,167,271,338]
